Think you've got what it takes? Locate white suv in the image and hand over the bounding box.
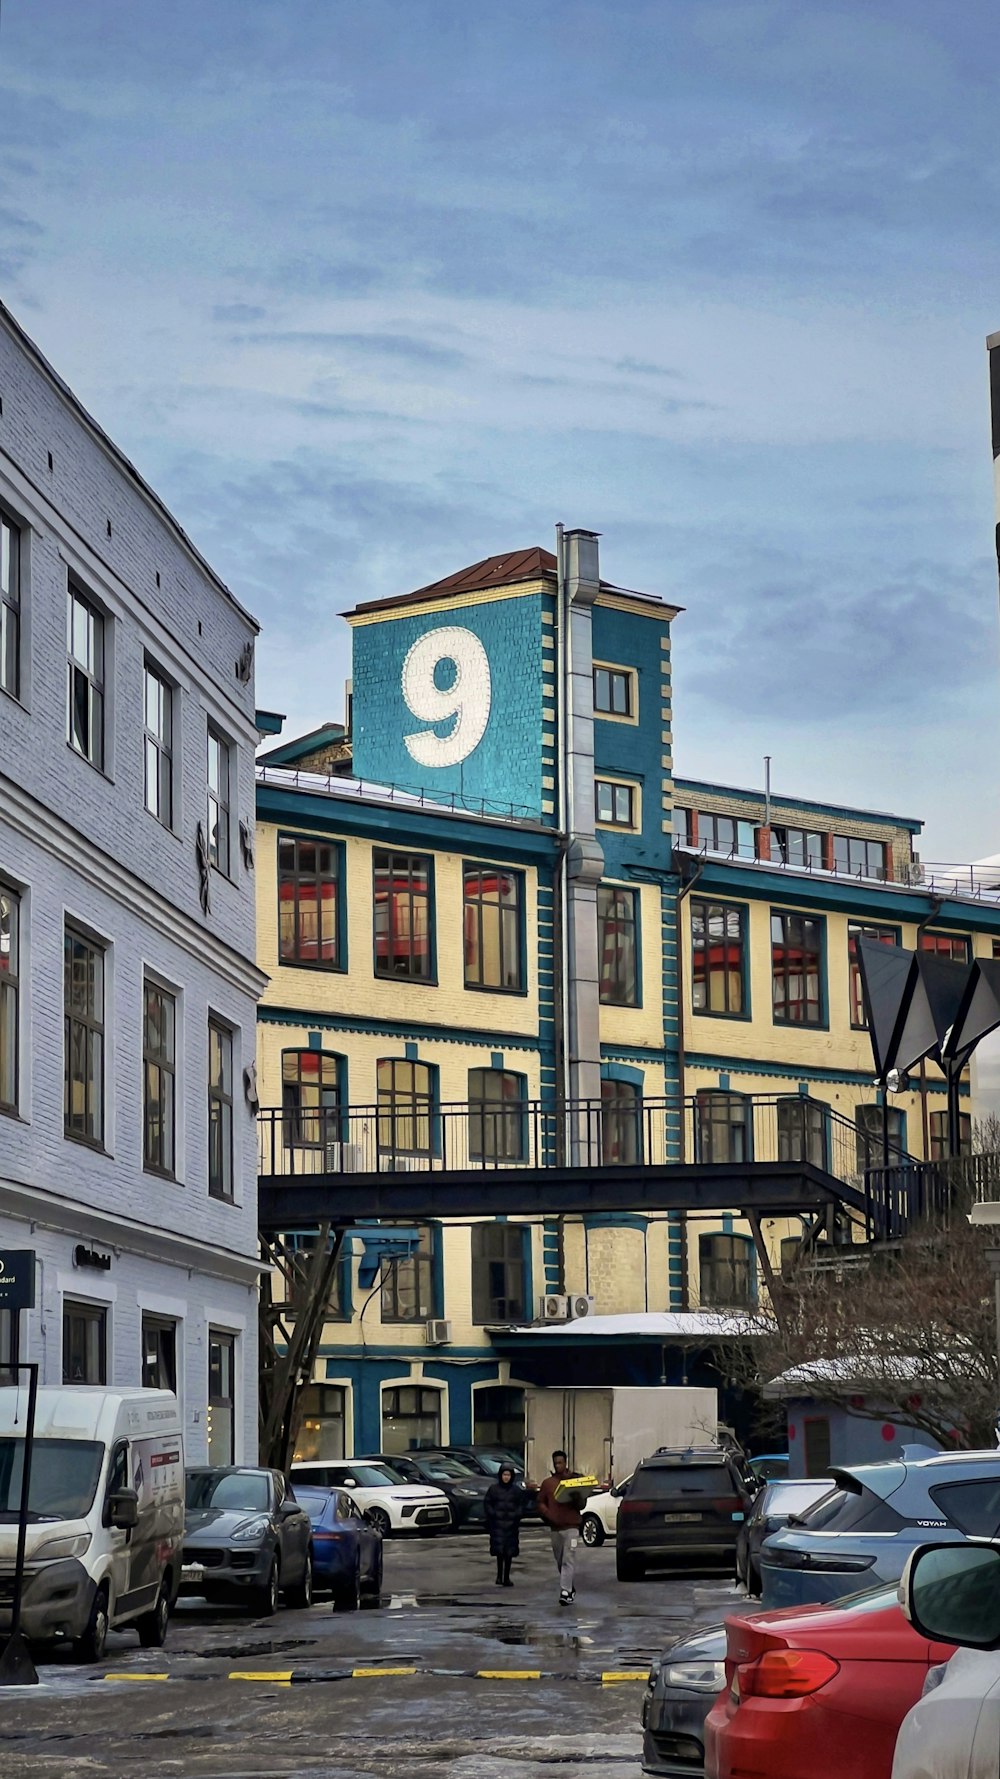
[894,1537,1000,1777]
[291,1459,452,1536]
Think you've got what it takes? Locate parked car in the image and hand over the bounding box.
[759,1448,1000,1612]
[581,1474,631,1546]
[704,1582,955,1779]
[361,1451,491,1528]
[293,1486,383,1608]
[418,1446,539,1513]
[290,1458,452,1536]
[641,1622,727,1776]
[749,1453,789,1484]
[894,1536,1000,1777]
[616,1447,754,1581]
[181,1466,313,1615]
[736,1478,832,1594]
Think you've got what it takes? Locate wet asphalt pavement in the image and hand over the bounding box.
[0,1525,742,1778]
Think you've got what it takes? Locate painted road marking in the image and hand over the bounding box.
[228,1670,294,1684]
[103,1672,170,1682]
[476,1669,542,1680]
[351,1666,417,1678]
[601,1671,649,1684]
[97,1663,651,1686]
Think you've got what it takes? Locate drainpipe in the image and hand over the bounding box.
[554,524,572,1153]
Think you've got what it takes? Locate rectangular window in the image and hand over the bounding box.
[803,1416,832,1478]
[598,885,639,1006]
[696,1091,751,1163]
[377,1058,434,1157]
[928,1110,972,1160]
[141,1314,177,1392]
[771,826,825,869]
[672,806,690,844]
[697,812,755,859]
[602,1079,641,1164]
[848,924,897,1028]
[208,1330,236,1463]
[833,834,886,879]
[771,911,824,1025]
[143,662,173,828]
[381,1223,436,1322]
[208,1019,234,1200]
[918,931,971,964]
[382,1384,442,1455]
[699,1233,755,1308]
[474,1385,525,1452]
[593,665,633,718]
[595,778,637,829]
[293,1383,347,1462]
[468,1068,525,1162]
[207,727,231,874]
[373,850,432,980]
[0,884,19,1114]
[67,583,105,770]
[691,899,746,1016]
[143,980,176,1177]
[64,927,105,1145]
[855,1104,904,1170]
[278,836,341,968]
[63,1301,107,1384]
[463,866,523,992]
[777,1097,827,1169]
[1,508,21,700]
[471,1222,526,1324]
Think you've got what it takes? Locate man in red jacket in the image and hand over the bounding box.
[536,1450,582,1605]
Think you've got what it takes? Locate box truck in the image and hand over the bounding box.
[524,1385,718,1486]
[0,1387,184,1661]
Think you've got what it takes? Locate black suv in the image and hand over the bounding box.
[616,1447,753,1581]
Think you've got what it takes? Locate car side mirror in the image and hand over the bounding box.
[279,1499,301,1517]
[611,1483,625,1498]
[903,1542,1000,1648]
[107,1488,139,1531]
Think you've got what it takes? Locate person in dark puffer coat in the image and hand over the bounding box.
[483,1464,526,1586]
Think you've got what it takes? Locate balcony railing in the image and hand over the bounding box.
[258,1093,912,1191]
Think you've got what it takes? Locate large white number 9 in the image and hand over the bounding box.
[402,626,492,768]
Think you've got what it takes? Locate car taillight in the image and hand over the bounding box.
[619,1499,652,1516]
[738,1650,840,1699]
[714,1497,742,1514]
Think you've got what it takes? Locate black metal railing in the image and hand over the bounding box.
[864,1151,1000,1238]
[258,1093,912,1191]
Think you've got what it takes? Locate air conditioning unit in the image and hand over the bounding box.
[540,1293,569,1322]
[324,1141,365,1174]
[568,1293,596,1319]
[425,1319,453,1345]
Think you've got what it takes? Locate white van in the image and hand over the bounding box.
[0,1386,184,1661]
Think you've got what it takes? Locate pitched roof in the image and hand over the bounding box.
[344,547,678,620]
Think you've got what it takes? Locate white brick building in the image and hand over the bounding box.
[0,300,266,1462]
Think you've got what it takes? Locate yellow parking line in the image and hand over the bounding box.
[351,1666,417,1678]
[228,1670,294,1684]
[104,1672,170,1682]
[476,1669,542,1680]
[601,1670,649,1684]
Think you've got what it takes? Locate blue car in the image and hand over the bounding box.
[760,1447,1000,1611]
[294,1486,383,1609]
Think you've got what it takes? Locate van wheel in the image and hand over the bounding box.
[616,1553,644,1583]
[253,1557,280,1617]
[137,1586,170,1648]
[581,1515,605,1547]
[75,1584,110,1663]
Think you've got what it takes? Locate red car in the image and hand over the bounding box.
[704,1584,955,1779]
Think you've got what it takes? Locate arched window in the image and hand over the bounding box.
[468,1069,526,1162]
[377,1059,434,1156]
[776,1097,827,1169]
[282,1050,341,1149]
[695,1091,751,1164]
[698,1233,756,1308]
[382,1384,442,1454]
[601,1080,642,1164]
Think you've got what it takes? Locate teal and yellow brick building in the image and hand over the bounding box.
[255,535,1000,1459]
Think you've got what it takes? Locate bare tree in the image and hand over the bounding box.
[723,1215,1000,1452]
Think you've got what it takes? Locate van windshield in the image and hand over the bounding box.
[0,1438,105,1520]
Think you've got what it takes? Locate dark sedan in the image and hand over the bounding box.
[736,1477,832,1594]
[641,1622,727,1776]
[363,1451,491,1528]
[294,1486,383,1608]
[422,1446,538,1515]
[181,1466,313,1615]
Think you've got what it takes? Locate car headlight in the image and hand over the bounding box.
[231,1515,272,1541]
[33,1532,92,1562]
[665,1659,726,1692]
[454,1487,480,1498]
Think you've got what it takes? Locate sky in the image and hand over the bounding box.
[2,0,999,858]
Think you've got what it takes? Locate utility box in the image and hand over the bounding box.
[523,1385,718,1485]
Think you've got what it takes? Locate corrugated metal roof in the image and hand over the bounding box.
[343,547,677,619]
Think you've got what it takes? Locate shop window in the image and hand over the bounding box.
[381,1384,442,1455]
[63,1301,107,1385]
[294,1384,347,1461]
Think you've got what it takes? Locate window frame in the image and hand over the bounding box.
[695,810,756,859]
[833,834,887,880]
[698,1232,756,1309]
[0,881,20,1116]
[281,1048,343,1150]
[468,1067,527,1163]
[601,1078,643,1165]
[770,909,826,1027]
[381,1383,443,1453]
[1,505,22,703]
[776,1095,828,1170]
[695,1090,753,1165]
[594,776,640,831]
[598,884,640,1007]
[141,1313,178,1392]
[208,1329,236,1464]
[690,897,749,1020]
[471,1221,528,1325]
[66,581,106,772]
[855,1103,904,1171]
[207,724,232,876]
[462,863,525,995]
[142,977,176,1179]
[928,1109,972,1161]
[848,922,900,1029]
[207,1017,235,1201]
[380,1222,438,1323]
[377,1057,436,1158]
[918,931,972,965]
[62,1300,108,1385]
[142,660,174,830]
[592,661,637,724]
[64,924,106,1149]
[372,850,435,983]
[277,833,345,972]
